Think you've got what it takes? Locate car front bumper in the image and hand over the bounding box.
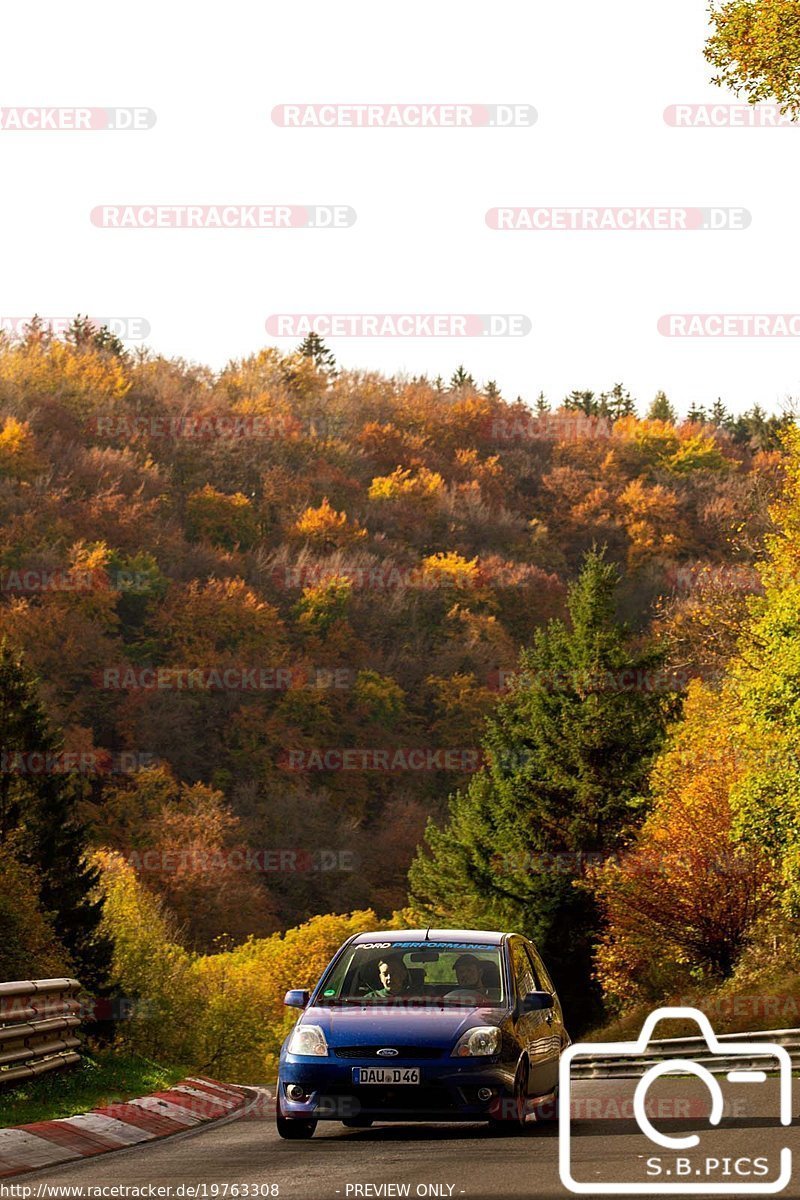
[279,1054,517,1121]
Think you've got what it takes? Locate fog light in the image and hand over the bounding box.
[478,1087,493,1101]
[287,1084,307,1101]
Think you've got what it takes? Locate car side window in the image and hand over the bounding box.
[523,944,546,991]
[510,939,536,1000]
[529,944,557,995]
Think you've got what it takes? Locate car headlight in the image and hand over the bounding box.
[451,1026,502,1057]
[287,1023,329,1057]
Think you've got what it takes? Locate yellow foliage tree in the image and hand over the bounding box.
[0,339,129,414]
[368,466,445,503]
[0,417,40,481]
[292,497,366,550]
[618,478,683,568]
[95,846,379,1079]
[421,551,480,590]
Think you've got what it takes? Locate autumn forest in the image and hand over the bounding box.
[1,320,798,1074]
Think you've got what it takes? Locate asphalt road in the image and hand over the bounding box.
[17,1078,800,1200]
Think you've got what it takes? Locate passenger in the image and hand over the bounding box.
[367,954,412,998]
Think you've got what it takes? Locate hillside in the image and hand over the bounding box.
[0,322,787,946]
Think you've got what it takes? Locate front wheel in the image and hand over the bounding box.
[342,1116,373,1128]
[276,1114,317,1139]
[276,1092,317,1140]
[488,1061,527,1132]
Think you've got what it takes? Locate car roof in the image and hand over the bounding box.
[350,929,506,946]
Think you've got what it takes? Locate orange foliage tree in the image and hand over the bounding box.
[591,683,776,1004]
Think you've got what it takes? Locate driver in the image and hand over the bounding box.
[367,954,412,998]
[443,953,487,1001]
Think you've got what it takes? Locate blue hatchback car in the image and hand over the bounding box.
[276,928,569,1138]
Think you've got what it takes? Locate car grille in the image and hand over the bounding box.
[334,1045,444,1060]
[326,1082,457,1113]
[354,1086,455,1113]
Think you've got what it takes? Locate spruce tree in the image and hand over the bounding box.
[450,365,475,390]
[602,383,637,420]
[296,332,336,373]
[408,551,675,1029]
[646,390,677,423]
[564,390,597,415]
[0,642,110,989]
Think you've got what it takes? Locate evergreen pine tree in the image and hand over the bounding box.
[646,390,677,423]
[0,642,110,989]
[602,383,637,420]
[710,397,732,430]
[450,365,475,390]
[297,332,336,373]
[563,390,597,415]
[408,551,675,1029]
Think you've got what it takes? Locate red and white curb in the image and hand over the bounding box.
[0,1076,249,1177]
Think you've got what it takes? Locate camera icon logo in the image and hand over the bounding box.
[559,1006,793,1194]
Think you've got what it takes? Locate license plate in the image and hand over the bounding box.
[352,1067,420,1085]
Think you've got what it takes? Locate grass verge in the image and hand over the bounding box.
[0,1051,189,1127]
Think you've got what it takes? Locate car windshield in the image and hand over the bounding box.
[313,941,505,1007]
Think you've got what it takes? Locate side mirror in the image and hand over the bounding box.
[284,988,310,1009]
[521,990,554,1014]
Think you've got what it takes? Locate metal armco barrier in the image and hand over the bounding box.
[0,978,83,1085]
[570,1026,800,1077]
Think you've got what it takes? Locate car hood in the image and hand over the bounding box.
[299,1003,506,1048]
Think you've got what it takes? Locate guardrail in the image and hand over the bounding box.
[570,1026,800,1077]
[0,979,83,1085]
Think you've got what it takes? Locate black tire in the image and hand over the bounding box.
[488,1061,527,1131]
[342,1116,373,1128]
[276,1092,317,1140]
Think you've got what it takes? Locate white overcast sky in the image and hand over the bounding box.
[2,0,798,417]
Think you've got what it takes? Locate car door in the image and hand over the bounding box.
[526,940,569,1049]
[509,938,558,1097]
[522,940,562,1094]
